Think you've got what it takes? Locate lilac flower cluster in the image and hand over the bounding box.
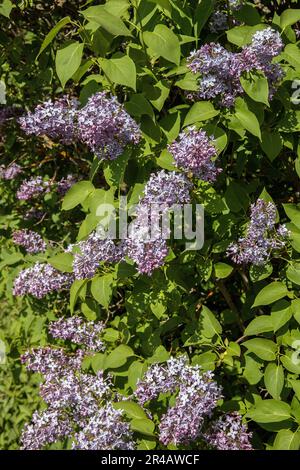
[16,176,51,200]
[126,171,192,275]
[72,404,135,450]
[135,356,223,445]
[57,174,77,195]
[0,163,23,180]
[48,317,105,352]
[13,263,74,298]
[20,321,134,450]
[69,231,124,280]
[18,97,78,144]
[16,174,77,201]
[77,92,141,159]
[227,199,289,265]
[168,126,221,181]
[19,92,141,159]
[203,412,252,450]
[12,229,47,254]
[209,0,243,33]
[187,28,283,107]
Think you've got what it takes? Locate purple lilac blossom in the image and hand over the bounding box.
[0,163,23,180]
[16,176,51,200]
[168,126,221,181]
[20,323,135,451]
[140,170,192,209]
[227,199,289,265]
[18,96,79,144]
[203,412,253,450]
[187,28,283,107]
[20,409,72,450]
[48,317,105,352]
[12,229,47,254]
[69,231,124,280]
[13,263,74,298]
[72,404,134,450]
[125,171,191,275]
[77,92,141,159]
[56,174,77,195]
[135,356,223,445]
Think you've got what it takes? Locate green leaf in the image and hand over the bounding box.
[280,9,300,30]
[235,98,261,140]
[243,355,263,385]
[130,418,155,436]
[249,263,273,282]
[273,429,300,450]
[252,282,289,307]
[156,149,176,171]
[91,274,114,309]
[271,300,292,332]
[48,253,73,273]
[214,262,233,279]
[201,305,222,338]
[114,401,148,420]
[287,262,300,285]
[244,316,273,336]
[0,0,14,18]
[247,400,291,423]
[137,438,157,450]
[70,279,87,313]
[242,338,277,361]
[104,344,134,369]
[264,363,284,400]
[100,55,136,90]
[240,71,269,106]
[260,131,283,161]
[143,24,180,65]
[62,181,95,211]
[81,5,132,37]
[125,94,153,117]
[55,41,84,89]
[37,17,71,58]
[183,101,219,127]
[103,149,130,187]
[283,204,300,229]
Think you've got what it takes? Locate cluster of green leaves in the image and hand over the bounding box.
[1,0,300,450]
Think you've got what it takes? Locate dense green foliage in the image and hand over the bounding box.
[1,0,300,450]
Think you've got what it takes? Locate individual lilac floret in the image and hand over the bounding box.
[69,231,124,280]
[77,92,141,159]
[0,163,23,180]
[72,404,134,450]
[13,263,74,298]
[20,409,72,450]
[168,127,221,181]
[141,170,192,207]
[18,97,79,144]
[56,174,77,195]
[16,176,51,200]
[48,317,105,352]
[203,412,252,450]
[12,229,47,254]
[227,199,289,265]
[135,356,222,445]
